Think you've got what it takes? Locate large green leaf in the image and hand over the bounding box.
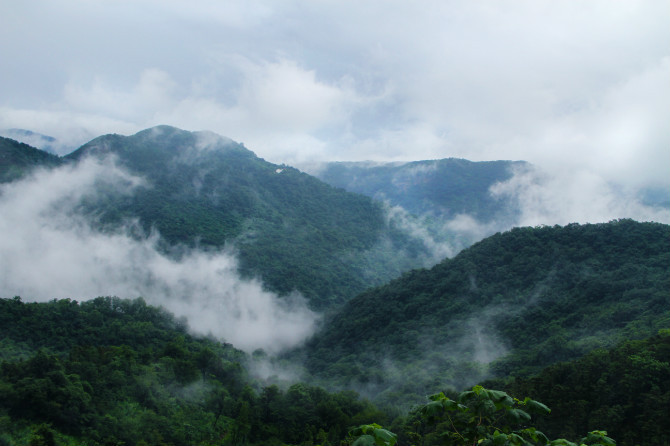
[523,398,551,415]
[371,427,397,445]
[352,434,376,446]
[507,408,532,424]
[487,389,514,407]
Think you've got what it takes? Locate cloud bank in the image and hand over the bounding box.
[491,164,670,227]
[0,159,318,354]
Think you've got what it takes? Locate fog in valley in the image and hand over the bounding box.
[0,158,318,355]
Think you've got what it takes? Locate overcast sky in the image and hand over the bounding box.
[1,0,668,188]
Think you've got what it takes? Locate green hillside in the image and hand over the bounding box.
[494,330,670,446]
[2,296,664,445]
[0,136,62,183]
[387,331,669,446]
[0,296,385,445]
[297,219,670,404]
[313,158,524,221]
[3,126,430,309]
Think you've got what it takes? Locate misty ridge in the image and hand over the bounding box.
[1,126,668,359]
[1,127,669,446]
[0,155,318,355]
[297,219,669,410]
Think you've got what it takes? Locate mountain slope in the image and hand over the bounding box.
[298,219,670,402]
[312,158,525,221]
[0,136,62,182]
[59,126,427,309]
[495,330,670,445]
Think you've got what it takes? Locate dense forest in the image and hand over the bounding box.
[0,137,61,183]
[0,297,387,445]
[297,220,670,407]
[1,297,667,445]
[495,330,670,446]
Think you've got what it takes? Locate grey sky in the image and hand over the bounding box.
[1,0,668,188]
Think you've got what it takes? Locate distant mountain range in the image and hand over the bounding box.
[312,158,525,222]
[1,126,539,309]
[0,128,74,155]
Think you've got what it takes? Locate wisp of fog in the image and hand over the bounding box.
[0,158,318,354]
[491,164,670,227]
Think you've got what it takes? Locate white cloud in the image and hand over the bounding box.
[64,69,176,121]
[0,106,137,151]
[235,59,353,131]
[0,159,318,354]
[490,164,670,227]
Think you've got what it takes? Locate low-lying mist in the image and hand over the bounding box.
[377,162,669,270]
[326,314,510,409]
[382,203,508,266]
[492,163,670,227]
[0,158,318,355]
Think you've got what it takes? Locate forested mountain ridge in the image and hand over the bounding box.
[3,130,669,445]
[297,219,670,404]
[0,136,62,183]
[1,126,432,309]
[312,158,525,221]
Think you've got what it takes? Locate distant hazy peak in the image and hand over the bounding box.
[2,128,56,142]
[0,128,71,155]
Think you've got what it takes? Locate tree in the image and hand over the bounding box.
[346,423,397,446]
[348,386,615,446]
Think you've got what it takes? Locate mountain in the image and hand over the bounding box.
[0,136,62,182]
[311,158,525,222]
[0,128,70,155]
[2,126,430,309]
[296,219,670,404]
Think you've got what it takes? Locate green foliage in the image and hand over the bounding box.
[0,136,62,183]
[0,296,386,446]
[411,386,552,445]
[298,220,670,406]
[389,386,615,446]
[496,330,670,446]
[347,423,397,446]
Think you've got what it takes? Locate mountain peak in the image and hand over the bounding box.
[65,126,253,163]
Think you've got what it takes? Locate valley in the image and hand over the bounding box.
[0,127,668,445]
